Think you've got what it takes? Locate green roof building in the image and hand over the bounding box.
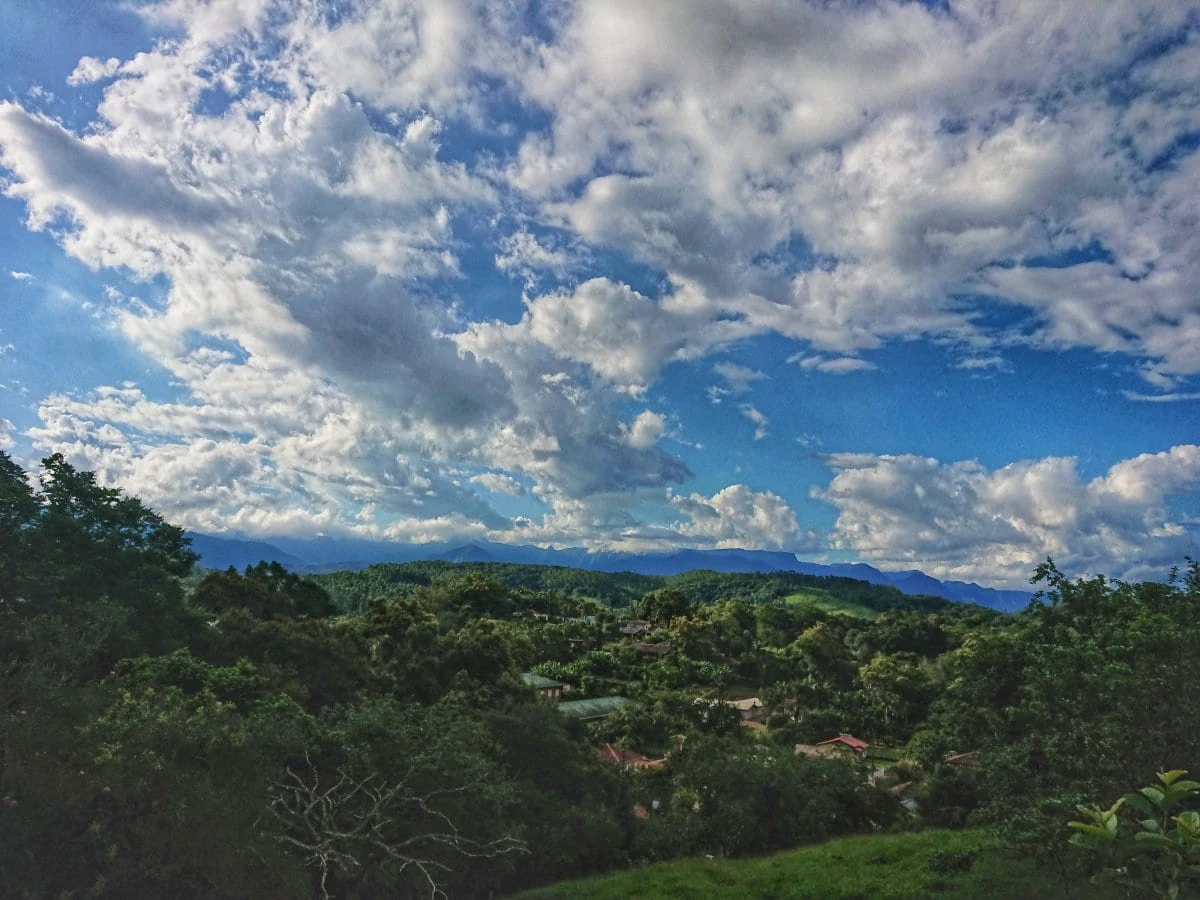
[556,696,630,720]
[522,672,567,700]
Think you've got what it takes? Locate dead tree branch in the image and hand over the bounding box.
[267,754,527,899]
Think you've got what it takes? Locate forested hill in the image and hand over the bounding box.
[186,532,1036,611]
[308,560,961,617]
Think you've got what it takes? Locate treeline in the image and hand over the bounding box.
[311,559,952,616]
[3,452,1199,897]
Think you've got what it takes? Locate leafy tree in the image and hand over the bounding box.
[193,562,335,620]
[637,588,691,625]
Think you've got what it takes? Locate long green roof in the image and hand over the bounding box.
[522,672,565,690]
[556,696,630,720]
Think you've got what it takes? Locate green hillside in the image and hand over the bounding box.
[511,829,1114,900]
[311,559,963,617]
[784,588,881,618]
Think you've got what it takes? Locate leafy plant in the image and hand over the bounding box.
[1068,769,1200,899]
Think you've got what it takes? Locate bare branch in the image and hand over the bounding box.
[267,756,527,899]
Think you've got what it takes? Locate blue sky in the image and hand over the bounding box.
[1,0,1198,587]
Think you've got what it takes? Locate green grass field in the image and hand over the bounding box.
[784,590,880,619]
[510,828,1116,899]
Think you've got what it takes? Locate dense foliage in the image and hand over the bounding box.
[2,451,1197,898]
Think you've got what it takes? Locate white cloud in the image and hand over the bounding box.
[956,355,1008,371]
[467,277,744,396]
[739,404,769,441]
[66,56,122,86]
[2,0,1198,558]
[669,484,816,552]
[469,472,527,496]
[9,271,33,281]
[1122,390,1200,403]
[790,354,877,374]
[495,229,578,286]
[713,362,764,394]
[818,446,1200,587]
[0,418,14,450]
[625,410,667,450]
[508,0,1200,372]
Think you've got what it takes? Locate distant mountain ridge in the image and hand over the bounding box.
[186,532,1035,611]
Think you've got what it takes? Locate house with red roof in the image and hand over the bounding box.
[816,734,870,754]
[596,743,667,770]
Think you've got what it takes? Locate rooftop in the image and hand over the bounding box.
[522,672,566,690]
[557,696,631,720]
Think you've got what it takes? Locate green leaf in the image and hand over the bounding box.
[1141,786,1166,807]
[1124,793,1155,816]
[1159,770,1189,787]
[1071,823,1116,840]
[1134,832,1174,849]
[1141,818,1163,834]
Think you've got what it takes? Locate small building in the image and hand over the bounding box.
[596,743,667,770]
[557,696,631,721]
[620,620,653,637]
[631,641,674,656]
[522,672,568,701]
[726,697,765,721]
[816,734,870,754]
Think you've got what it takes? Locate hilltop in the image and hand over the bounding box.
[187,532,1035,611]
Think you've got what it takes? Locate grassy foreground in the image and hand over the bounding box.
[511,828,1115,899]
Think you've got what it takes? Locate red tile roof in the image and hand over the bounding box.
[817,734,869,751]
[597,743,666,769]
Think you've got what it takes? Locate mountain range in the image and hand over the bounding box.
[186,533,1036,612]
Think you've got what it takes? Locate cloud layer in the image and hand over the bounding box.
[821,446,1200,587]
[1,0,1197,580]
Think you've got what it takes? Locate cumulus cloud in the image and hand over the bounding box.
[669,484,818,552]
[624,410,667,450]
[818,446,1200,586]
[2,0,1198,561]
[509,0,1200,373]
[495,229,578,287]
[467,277,744,396]
[66,56,122,86]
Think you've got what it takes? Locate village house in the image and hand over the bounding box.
[816,734,870,755]
[619,619,653,637]
[596,743,667,771]
[521,672,568,701]
[725,697,765,722]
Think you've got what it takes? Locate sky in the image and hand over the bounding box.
[0,0,1197,589]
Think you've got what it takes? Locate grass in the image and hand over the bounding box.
[785,590,880,619]
[509,828,1119,899]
